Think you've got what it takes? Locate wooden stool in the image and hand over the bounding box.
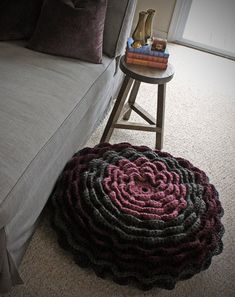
[100,55,174,150]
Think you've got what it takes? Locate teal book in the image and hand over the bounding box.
[127,37,169,58]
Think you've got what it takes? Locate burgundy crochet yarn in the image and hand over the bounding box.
[50,143,224,290]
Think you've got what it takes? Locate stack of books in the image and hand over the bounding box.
[125,37,169,70]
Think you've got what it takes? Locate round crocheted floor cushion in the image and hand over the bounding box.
[50,143,224,290]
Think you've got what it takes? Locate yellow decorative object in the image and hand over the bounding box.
[145,9,155,45]
[131,11,147,48]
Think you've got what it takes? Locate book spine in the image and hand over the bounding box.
[126,57,167,70]
[126,52,168,64]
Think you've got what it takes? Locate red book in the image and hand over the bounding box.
[126,51,168,64]
[125,57,167,70]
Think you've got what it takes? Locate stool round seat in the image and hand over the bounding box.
[120,56,174,84]
[50,143,224,290]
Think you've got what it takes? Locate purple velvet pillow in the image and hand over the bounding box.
[28,0,107,64]
[0,0,44,40]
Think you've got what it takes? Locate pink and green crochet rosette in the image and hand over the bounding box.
[50,143,224,290]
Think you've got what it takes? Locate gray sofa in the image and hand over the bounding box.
[0,1,137,293]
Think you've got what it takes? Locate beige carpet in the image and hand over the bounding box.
[4,44,235,297]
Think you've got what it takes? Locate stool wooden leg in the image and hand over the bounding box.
[156,84,166,150]
[100,75,133,143]
[123,80,140,121]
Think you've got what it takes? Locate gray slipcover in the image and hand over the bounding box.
[0,0,137,293]
[103,0,135,58]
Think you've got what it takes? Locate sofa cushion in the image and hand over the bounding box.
[28,0,107,64]
[0,40,115,229]
[0,0,44,40]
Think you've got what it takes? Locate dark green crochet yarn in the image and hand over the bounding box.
[49,142,224,290]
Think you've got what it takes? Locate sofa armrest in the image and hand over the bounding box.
[103,0,137,58]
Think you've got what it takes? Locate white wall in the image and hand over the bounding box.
[132,0,176,38]
[183,0,235,55]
